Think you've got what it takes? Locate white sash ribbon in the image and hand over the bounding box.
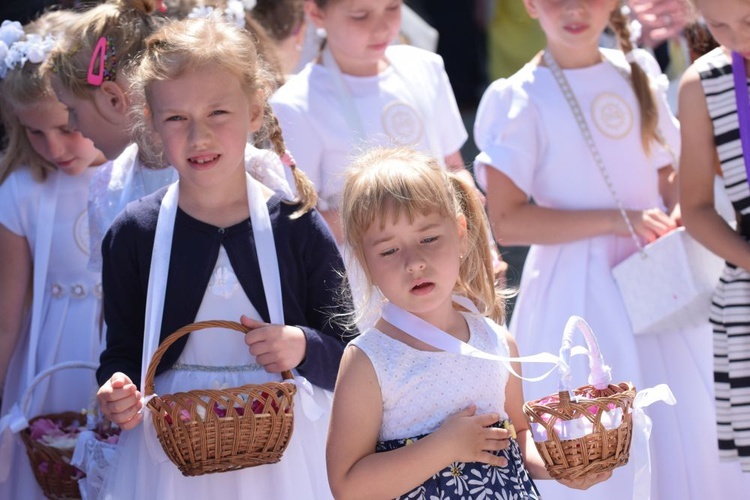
[380,297,587,386]
[139,173,323,462]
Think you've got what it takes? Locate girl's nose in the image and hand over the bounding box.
[405,251,426,272]
[47,134,65,161]
[189,120,211,147]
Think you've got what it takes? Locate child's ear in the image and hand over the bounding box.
[248,90,265,133]
[457,213,469,255]
[93,81,129,124]
[522,0,539,19]
[305,0,325,29]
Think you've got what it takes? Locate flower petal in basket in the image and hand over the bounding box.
[144,320,297,477]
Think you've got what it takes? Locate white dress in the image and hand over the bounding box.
[0,166,105,500]
[474,48,740,499]
[271,44,467,210]
[98,248,332,499]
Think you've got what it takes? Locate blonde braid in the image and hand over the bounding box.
[263,101,318,217]
[609,5,659,155]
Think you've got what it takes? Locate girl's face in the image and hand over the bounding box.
[361,208,467,323]
[309,0,402,76]
[698,0,750,58]
[524,0,618,66]
[50,77,131,160]
[15,96,105,176]
[147,64,263,190]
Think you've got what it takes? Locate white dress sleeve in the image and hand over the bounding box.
[0,169,33,236]
[473,76,542,195]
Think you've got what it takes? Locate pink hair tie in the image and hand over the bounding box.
[280,150,295,167]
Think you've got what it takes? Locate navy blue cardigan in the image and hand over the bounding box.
[97,189,355,391]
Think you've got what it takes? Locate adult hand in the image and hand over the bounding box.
[628,0,693,45]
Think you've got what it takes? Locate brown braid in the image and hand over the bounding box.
[262,101,318,217]
[609,5,660,155]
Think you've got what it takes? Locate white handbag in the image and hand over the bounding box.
[612,227,724,334]
[544,49,724,336]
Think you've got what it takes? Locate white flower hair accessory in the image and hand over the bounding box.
[0,30,56,79]
[0,20,25,78]
[187,0,246,28]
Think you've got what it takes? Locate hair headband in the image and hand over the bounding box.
[87,35,117,86]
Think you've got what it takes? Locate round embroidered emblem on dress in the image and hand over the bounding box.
[381,100,423,145]
[590,92,633,139]
[74,209,90,255]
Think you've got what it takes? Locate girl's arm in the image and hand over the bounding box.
[679,66,750,270]
[503,333,611,489]
[327,345,507,500]
[0,225,31,388]
[485,166,675,246]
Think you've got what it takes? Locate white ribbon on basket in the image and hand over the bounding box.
[381,302,674,496]
[631,384,676,500]
[139,173,325,463]
[0,360,99,482]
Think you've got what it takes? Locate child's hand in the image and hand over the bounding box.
[241,315,307,373]
[435,404,510,467]
[618,208,677,243]
[557,470,612,490]
[97,372,143,430]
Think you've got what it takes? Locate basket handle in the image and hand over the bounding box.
[21,361,99,418]
[558,316,612,392]
[143,320,294,397]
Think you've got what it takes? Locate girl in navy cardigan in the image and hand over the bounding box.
[94,16,353,499]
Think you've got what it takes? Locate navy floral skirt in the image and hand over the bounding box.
[376,421,541,499]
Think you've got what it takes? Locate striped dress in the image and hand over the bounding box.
[698,47,750,471]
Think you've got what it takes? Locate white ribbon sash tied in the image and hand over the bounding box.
[380,298,589,384]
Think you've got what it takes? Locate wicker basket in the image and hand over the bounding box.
[144,320,297,477]
[522,316,636,481]
[18,361,99,500]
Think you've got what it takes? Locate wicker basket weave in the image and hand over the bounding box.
[522,317,636,481]
[144,320,296,477]
[18,361,99,499]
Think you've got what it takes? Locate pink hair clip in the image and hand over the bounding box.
[280,150,296,167]
[87,36,108,86]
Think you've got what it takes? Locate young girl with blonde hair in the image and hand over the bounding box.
[0,12,109,499]
[44,0,177,271]
[475,0,735,498]
[328,146,610,499]
[94,15,349,499]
